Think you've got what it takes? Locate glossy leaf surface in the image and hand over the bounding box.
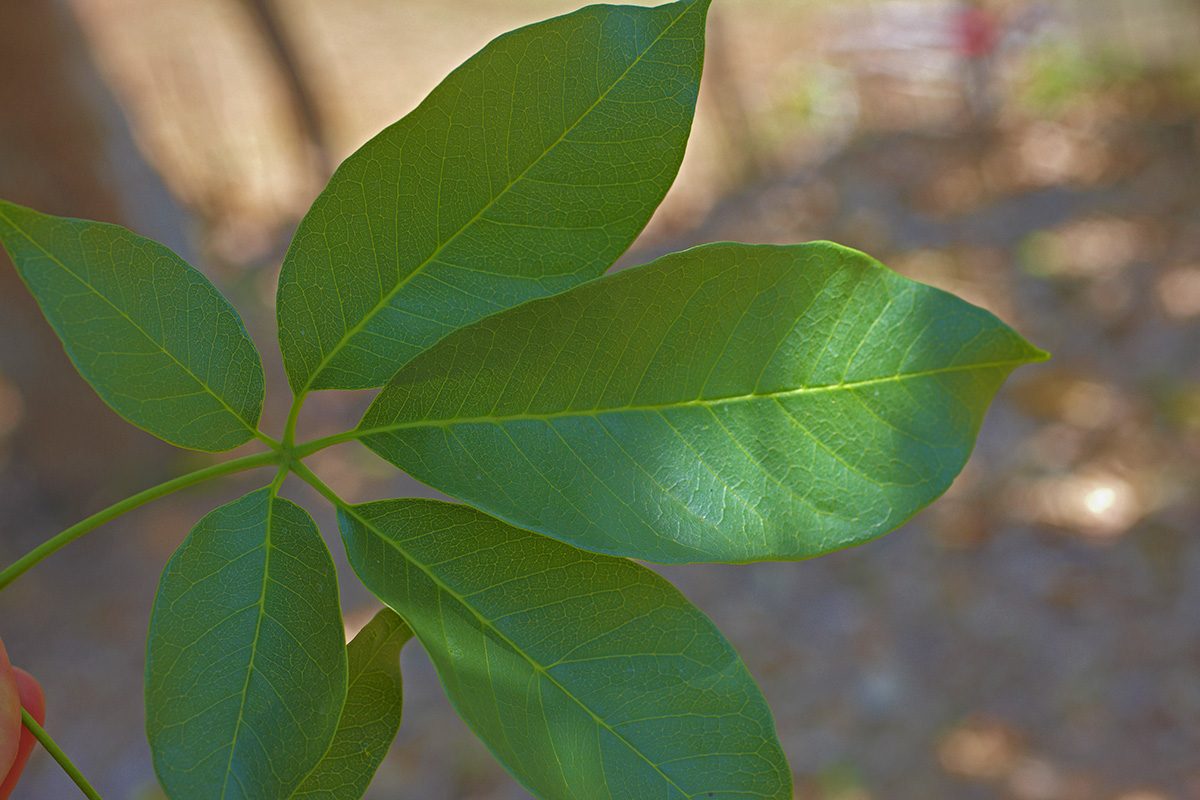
[360,242,1047,563]
[0,199,265,451]
[277,0,710,393]
[146,489,347,800]
[290,608,411,800]
[340,498,791,799]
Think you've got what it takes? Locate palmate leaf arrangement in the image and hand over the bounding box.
[0,1,1046,798]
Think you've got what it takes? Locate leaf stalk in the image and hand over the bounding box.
[21,708,105,800]
[282,391,307,450]
[290,428,363,459]
[254,429,286,451]
[0,450,280,592]
[289,460,347,510]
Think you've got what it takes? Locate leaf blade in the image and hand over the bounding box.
[145,489,348,800]
[359,242,1047,563]
[0,199,266,451]
[340,498,791,800]
[289,608,411,800]
[277,0,711,393]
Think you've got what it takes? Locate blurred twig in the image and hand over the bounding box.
[706,10,772,185]
[242,0,334,180]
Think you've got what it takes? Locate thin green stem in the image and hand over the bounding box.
[253,428,285,451]
[268,461,290,495]
[283,391,308,449]
[290,428,363,459]
[0,450,280,592]
[289,460,346,510]
[21,708,105,800]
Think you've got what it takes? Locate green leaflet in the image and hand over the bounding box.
[0,199,265,452]
[359,242,1047,564]
[339,499,791,800]
[145,489,347,800]
[290,608,411,800]
[276,0,710,394]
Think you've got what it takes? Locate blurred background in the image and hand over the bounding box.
[1,0,1199,797]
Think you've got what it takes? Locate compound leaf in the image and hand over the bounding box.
[290,608,411,800]
[146,489,347,800]
[0,199,265,452]
[359,242,1047,564]
[340,498,791,800]
[277,0,710,394]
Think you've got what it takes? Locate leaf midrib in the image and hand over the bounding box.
[295,0,702,395]
[220,495,274,800]
[360,357,1031,435]
[346,506,693,798]
[0,205,257,437]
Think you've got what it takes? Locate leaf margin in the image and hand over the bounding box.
[337,496,794,800]
[276,0,713,395]
[354,240,1048,564]
[144,487,349,800]
[288,607,411,800]
[0,198,266,452]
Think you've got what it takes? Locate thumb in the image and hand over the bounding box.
[0,639,19,781]
[0,667,45,800]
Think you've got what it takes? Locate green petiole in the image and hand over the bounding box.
[21,708,105,800]
[254,429,286,451]
[289,428,363,459]
[282,391,308,450]
[0,450,280,592]
[0,416,373,592]
[288,460,347,511]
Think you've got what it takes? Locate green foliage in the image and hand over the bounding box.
[1018,41,1149,117]
[277,0,710,394]
[0,200,264,452]
[359,241,1043,564]
[144,490,347,800]
[0,2,1046,798]
[291,609,410,800]
[340,499,790,799]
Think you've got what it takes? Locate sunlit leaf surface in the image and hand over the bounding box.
[0,199,265,451]
[340,498,791,800]
[146,489,347,800]
[359,242,1047,563]
[277,0,710,393]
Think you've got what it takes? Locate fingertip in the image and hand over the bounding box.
[10,670,43,726]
